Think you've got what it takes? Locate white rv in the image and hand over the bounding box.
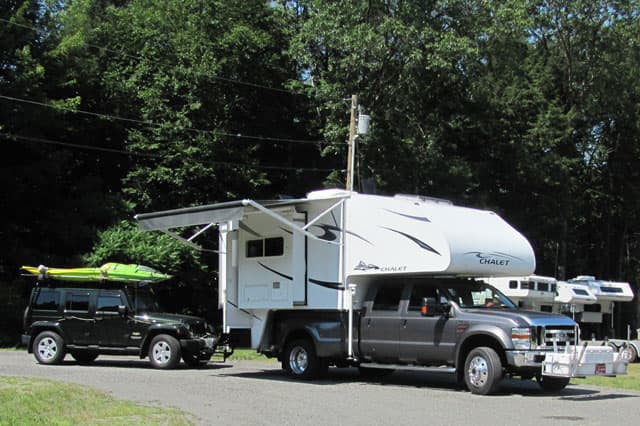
[482,275,557,312]
[553,280,598,320]
[136,189,630,394]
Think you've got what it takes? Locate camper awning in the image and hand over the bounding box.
[135,201,247,231]
[134,193,350,249]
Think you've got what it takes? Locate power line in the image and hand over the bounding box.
[0,94,328,145]
[1,132,344,173]
[0,17,305,96]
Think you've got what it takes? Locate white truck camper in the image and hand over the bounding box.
[483,275,557,312]
[135,189,631,394]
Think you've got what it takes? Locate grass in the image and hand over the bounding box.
[0,376,194,426]
[571,362,640,391]
[226,348,277,362]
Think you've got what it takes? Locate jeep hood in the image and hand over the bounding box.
[135,312,206,326]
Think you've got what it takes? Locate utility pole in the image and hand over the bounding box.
[346,94,358,191]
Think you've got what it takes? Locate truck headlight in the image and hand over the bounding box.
[511,327,532,350]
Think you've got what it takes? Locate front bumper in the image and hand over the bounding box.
[180,336,217,359]
[507,344,630,377]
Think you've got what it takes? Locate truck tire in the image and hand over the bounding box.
[148,334,181,369]
[536,375,570,392]
[282,338,327,380]
[464,347,503,395]
[33,331,66,365]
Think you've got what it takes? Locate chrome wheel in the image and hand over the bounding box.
[37,336,58,361]
[152,341,172,365]
[288,345,309,375]
[467,355,489,388]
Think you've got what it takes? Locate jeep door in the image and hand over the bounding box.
[398,282,456,365]
[94,290,132,347]
[61,290,94,345]
[358,284,404,362]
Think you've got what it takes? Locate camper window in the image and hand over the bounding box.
[509,280,518,289]
[246,237,285,258]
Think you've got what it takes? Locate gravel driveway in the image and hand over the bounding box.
[1,351,639,426]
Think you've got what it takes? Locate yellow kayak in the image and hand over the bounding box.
[21,263,171,283]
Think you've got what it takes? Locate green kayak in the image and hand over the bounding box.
[21,262,171,283]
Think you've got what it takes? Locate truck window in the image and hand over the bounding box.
[65,292,90,312]
[97,292,124,313]
[33,289,59,311]
[408,285,440,311]
[372,285,403,311]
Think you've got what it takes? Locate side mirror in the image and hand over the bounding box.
[421,297,451,317]
[117,305,128,317]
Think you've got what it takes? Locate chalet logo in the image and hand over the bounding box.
[354,261,407,273]
[354,261,380,271]
[464,251,522,267]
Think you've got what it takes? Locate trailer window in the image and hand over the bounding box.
[372,285,402,311]
[246,237,284,258]
[509,280,518,289]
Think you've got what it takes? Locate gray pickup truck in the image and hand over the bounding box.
[259,277,628,395]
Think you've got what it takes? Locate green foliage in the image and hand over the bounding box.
[0,376,193,425]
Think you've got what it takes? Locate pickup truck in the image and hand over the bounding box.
[258,277,630,395]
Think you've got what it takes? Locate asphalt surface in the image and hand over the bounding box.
[1,350,639,426]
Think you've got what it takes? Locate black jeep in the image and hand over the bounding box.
[22,281,222,369]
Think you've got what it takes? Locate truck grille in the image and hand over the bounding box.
[537,326,576,349]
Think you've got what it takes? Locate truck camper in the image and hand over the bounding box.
[136,189,631,394]
[482,275,557,312]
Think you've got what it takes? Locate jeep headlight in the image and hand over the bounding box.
[511,327,532,350]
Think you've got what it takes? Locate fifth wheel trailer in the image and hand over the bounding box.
[135,189,631,394]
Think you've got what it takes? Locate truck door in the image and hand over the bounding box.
[398,283,456,365]
[94,290,131,347]
[62,290,94,345]
[359,284,404,362]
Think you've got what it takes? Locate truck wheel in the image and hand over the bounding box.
[33,331,66,365]
[536,375,570,392]
[464,347,503,395]
[71,351,99,365]
[149,334,181,369]
[282,338,327,380]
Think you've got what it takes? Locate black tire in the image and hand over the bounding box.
[148,334,181,369]
[536,375,570,392]
[358,366,394,379]
[282,338,327,380]
[182,352,209,368]
[33,331,66,365]
[464,347,503,395]
[71,351,99,365]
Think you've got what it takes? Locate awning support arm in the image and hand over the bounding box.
[161,229,220,253]
[242,199,342,245]
[302,198,347,231]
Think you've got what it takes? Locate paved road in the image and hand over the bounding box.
[1,351,638,426]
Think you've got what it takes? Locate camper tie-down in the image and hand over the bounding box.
[135,189,632,395]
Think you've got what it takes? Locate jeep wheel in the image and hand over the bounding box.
[282,338,327,380]
[71,351,99,365]
[149,334,181,369]
[464,347,503,395]
[536,375,570,392]
[33,331,66,365]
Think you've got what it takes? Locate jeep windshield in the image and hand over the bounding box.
[443,280,516,309]
[127,286,165,313]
